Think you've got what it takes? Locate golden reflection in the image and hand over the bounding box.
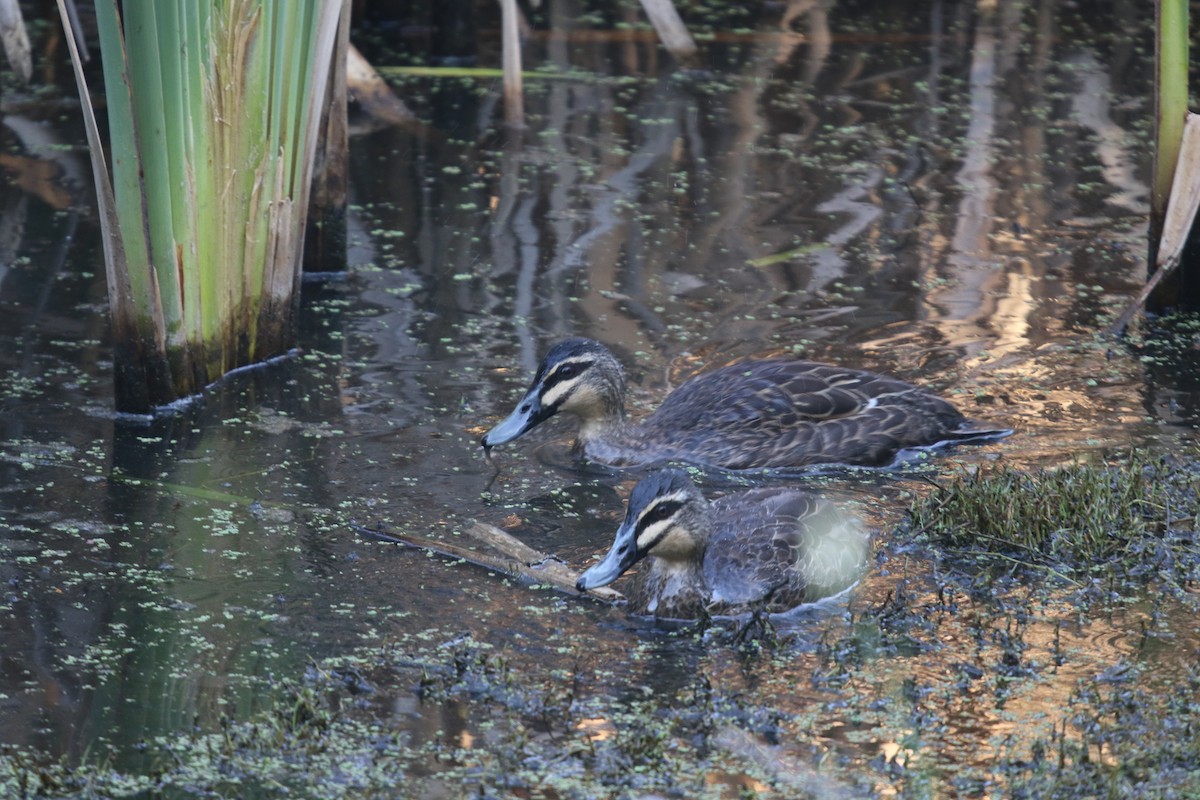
[985,258,1033,360]
[819,574,1194,787]
[879,740,910,766]
[576,717,616,742]
[704,773,772,794]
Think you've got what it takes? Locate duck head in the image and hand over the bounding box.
[576,469,710,591]
[481,338,627,449]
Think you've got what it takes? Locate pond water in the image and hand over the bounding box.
[2,0,1199,796]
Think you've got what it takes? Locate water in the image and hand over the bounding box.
[2,0,1197,795]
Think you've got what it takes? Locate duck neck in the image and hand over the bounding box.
[576,406,627,444]
[655,551,708,582]
[576,411,681,466]
[638,550,710,618]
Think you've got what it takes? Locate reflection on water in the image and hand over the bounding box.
[0,0,1194,792]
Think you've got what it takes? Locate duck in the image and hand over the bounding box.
[480,337,1009,470]
[575,469,867,619]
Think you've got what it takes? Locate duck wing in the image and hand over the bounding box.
[704,489,868,612]
[638,359,1004,469]
[703,489,825,609]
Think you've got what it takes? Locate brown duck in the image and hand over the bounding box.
[575,469,868,618]
[481,338,1009,470]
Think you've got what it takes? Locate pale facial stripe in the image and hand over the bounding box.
[539,356,594,408]
[541,375,583,409]
[636,518,675,551]
[633,490,690,551]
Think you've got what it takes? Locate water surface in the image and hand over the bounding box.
[1,0,1196,795]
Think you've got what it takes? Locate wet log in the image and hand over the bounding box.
[347,44,417,127]
[713,727,861,799]
[639,0,699,64]
[353,520,624,603]
[498,0,524,127]
[0,0,31,83]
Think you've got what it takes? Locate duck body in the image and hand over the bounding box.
[482,338,1009,470]
[575,469,867,619]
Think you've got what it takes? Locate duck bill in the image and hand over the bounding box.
[481,387,548,447]
[576,521,640,591]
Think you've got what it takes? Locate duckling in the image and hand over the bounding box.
[575,469,867,618]
[481,337,1009,470]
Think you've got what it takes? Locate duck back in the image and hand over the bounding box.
[704,488,865,612]
[629,359,997,469]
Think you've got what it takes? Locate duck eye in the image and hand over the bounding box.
[557,364,578,379]
[642,500,682,525]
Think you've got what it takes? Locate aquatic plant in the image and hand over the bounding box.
[1108,0,1200,332]
[907,454,1200,590]
[4,628,1196,799]
[1000,675,1200,798]
[1152,0,1188,244]
[57,0,343,412]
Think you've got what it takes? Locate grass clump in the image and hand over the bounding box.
[906,453,1200,589]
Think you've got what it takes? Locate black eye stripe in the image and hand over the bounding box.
[542,360,590,390]
[638,500,683,531]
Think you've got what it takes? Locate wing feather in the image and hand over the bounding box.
[635,359,972,468]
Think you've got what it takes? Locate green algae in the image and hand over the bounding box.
[5,610,1199,799]
[0,635,835,799]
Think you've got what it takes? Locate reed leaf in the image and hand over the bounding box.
[1154,0,1189,220]
[1109,0,1194,333]
[58,0,343,412]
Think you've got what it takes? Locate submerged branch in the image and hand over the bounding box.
[353,520,624,604]
[0,0,32,83]
[110,465,621,603]
[639,0,699,63]
[347,44,418,126]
